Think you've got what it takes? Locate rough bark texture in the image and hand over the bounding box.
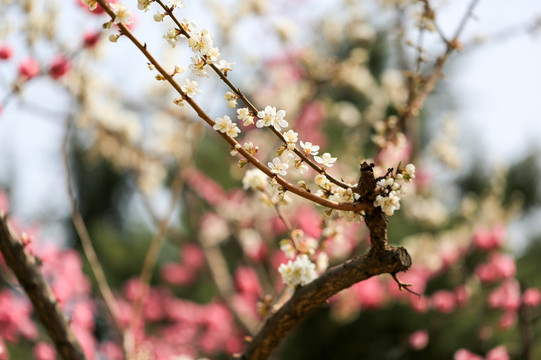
[0,213,87,360]
[240,163,412,360]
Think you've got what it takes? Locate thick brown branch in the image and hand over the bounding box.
[240,246,411,360]
[0,213,87,360]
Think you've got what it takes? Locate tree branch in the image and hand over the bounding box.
[239,246,411,360]
[0,213,87,360]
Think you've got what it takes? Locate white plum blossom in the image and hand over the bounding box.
[374,191,401,216]
[300,141,320,156]
[278,254,318,289]
[226,123,241,138]
[217,59,235,75]
[188,29,214,54]
[213,116,241,138]
[83,0,97,11]
[163,29,180,47]
[180,79,201,98]
[315,174,331,190]
[110,3,133,26]
[294,158,309,174]
[224,91,238,108]
[268,157,288,176]
[314,152,337,168]
[403,163,416,182]
[280,239,296,259]
[237,108,254,126]
[242,169,267,190]
[189,57,209,77]
[153,12,165,22]
[283,130,298,150]
[168,0,184,8]
[256,106,288,132]
[137,0,151,11]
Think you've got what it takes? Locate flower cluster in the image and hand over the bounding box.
[213,115,241,138]
[374,164,415,216]
[256,106,288,132]
[278,254,318,289]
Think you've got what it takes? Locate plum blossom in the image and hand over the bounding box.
[409,330,429,350]
[300,141,320,156]
[278,254,318,289]
[224,91,238,108]
[486,345,509,360]
[0,44,13,60]
[268,157,288,176]
[242,169,267,190]
[110,3,133,25]
[283,130,298,150]
[213,116,240,138]
[237,108,254,126]
[256,106,288,131]
[523,288,541,307]
[18,58,40,80]
[180,79,202,98]
[314,152,337,168]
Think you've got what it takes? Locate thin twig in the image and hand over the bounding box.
[62,116,124,339]
[126,165,187,354]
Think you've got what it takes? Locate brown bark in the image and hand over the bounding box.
[0,213,87,360]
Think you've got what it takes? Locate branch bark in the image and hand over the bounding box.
[240,246,411,360]
[0,213,87,360]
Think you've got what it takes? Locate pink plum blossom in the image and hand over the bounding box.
[409,330,429,350]
[454,349,484,360]
[486,345,509,360]
[18,57,41,80]
[49,54,71,79]
[473,225,504,251]
[0,44,13,60]
[33,342,56,360]
[431,290,456,313]
[522,288,541,307]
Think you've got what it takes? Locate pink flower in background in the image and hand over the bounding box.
[409,295,430,313]
[431,290,456,313]
[83,31,101,48]
[161,263,195,285]
[454,285,470,308]
[100,341,123,360]
[0,44,13,60]
[49,54,71,79]
[473,225,504,251]
[522,288,541,307]
[488,279,521,311]
[352,276,386,309]
[182,243,205,271]
[235,266,262,297]
[34,342,56,360]
[409,330,429,350]
[498,310,517,330]
[0,290,38,342]
[18,57,41,80]
[486,345,509,360]
[454,349,484,360]
[293,205,322,239]
[475,253,516,284]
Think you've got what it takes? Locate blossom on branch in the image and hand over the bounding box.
[278,254,318,289]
